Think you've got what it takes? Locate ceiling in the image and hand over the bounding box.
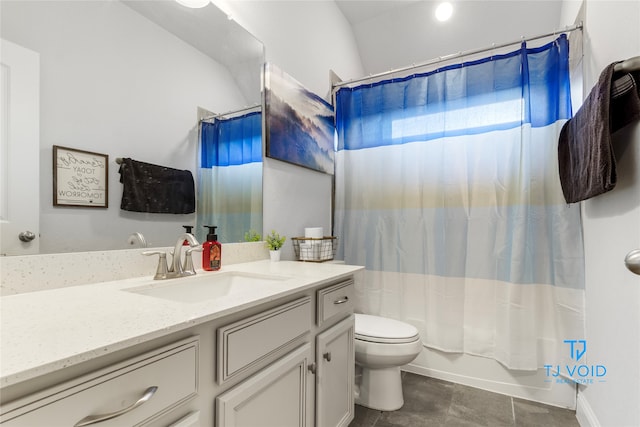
[122,0,263,69]
[121,0,264,104]
[334,1,565,77]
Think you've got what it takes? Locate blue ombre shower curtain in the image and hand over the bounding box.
[198,111,262,243]
[334,35,585,370]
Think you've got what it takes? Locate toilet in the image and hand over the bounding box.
[354,313,422,411]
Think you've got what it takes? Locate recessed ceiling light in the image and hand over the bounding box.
[435,2,454,22]
[176,0,210,8]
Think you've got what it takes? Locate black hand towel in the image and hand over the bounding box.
[558,64,640,204]
[119,158,195,214]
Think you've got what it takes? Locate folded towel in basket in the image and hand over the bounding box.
[119,158,195,214]
[558,63,640,204]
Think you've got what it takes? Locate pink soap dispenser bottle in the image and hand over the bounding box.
[202,226,221,271]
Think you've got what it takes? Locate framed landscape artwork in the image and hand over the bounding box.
[264,63,335,175]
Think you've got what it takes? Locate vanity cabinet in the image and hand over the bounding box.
[0,337,199,427]
[215,279,355,427]
[0,271,359,427]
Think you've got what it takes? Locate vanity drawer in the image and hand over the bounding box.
[1,338,199,427]
[317,279,354,326]
[217,296,312,384]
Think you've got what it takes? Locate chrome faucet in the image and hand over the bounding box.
[143,233,202,280]
[171,233,200,277]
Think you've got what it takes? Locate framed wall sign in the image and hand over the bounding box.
[53,145,108,208]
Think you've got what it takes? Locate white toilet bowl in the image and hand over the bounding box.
[354,314,422,411]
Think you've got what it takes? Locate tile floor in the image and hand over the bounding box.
[349,372,580,427]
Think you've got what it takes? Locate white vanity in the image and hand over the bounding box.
[0,260,363,427]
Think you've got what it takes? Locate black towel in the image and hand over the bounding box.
[558,64,640,204]
[119,158,195,214]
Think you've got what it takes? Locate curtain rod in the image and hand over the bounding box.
[200,103,261,122]
[333,22,583,91]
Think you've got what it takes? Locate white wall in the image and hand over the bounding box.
[572,2,640,426]
[1,1,246,252]
[220,0,365,260]
[219,0,364,98]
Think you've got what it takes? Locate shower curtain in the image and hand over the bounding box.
[198,111,262,243]
[334,35,585,370]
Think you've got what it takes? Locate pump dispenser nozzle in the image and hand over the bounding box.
[182,225,194,245]
[205,226,218,242]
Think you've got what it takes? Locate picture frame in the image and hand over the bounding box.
[264,63,335,175]
[53,145,108,208]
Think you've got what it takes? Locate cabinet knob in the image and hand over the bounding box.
[308,363,316,374]
[323,352,332,362]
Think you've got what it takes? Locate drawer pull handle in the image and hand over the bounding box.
[323,352,332,362]
[333,297,349,305]
[74,386,158,427]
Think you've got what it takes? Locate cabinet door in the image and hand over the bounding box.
[216,344,312,427]
[316,315,355,427]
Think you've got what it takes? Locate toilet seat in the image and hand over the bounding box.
[355,314,420,344]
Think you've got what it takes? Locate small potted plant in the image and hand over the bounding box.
[244,229,262,242]
[265,230,286,262]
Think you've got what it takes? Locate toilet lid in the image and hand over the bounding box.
[354,314,420,344]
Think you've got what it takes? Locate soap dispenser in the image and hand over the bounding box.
[182,225,194,246]
[202,226,222,271]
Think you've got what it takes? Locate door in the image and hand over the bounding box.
[0,39,40,255]
[316,315,355,427]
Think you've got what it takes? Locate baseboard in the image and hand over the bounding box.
[576,392,601,427]
[403,362,577,410]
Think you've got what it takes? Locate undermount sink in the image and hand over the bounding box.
[124,271,291,303]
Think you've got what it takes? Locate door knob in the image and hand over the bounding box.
[624,249,640,275]
[18,231,36,242]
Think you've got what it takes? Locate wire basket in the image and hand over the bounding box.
[291,237,337,262]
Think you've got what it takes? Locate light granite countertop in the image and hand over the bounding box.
[0,260,363,388]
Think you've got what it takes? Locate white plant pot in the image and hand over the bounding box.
[269,250,281,262]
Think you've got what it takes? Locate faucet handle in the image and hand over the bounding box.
[183,246,203,276]
[142,250,170,280]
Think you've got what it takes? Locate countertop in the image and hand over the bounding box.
[0,260,363,388]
